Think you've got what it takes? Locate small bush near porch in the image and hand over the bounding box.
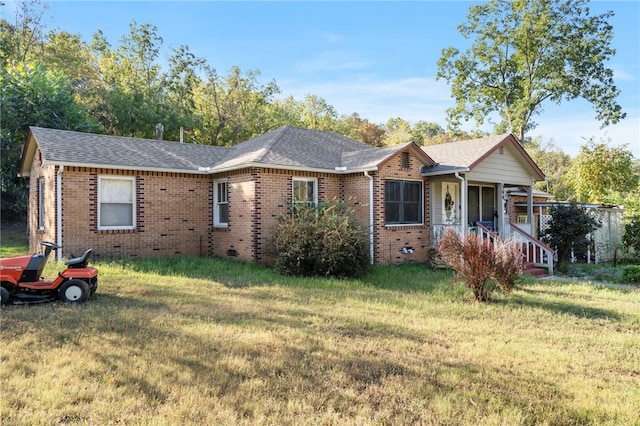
[438,228,523,302]
[1,223,639,425]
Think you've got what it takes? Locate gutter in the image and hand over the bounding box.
[454,172,466,234]
[56,165,64,261]
[364,171,375,264]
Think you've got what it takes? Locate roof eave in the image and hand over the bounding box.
[210,162,379,175]
[421,167,470,177]
[42,160,212,175]
[18,132,38,177]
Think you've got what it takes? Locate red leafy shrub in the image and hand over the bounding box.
[491,240,524,292]
[438,228,522,302]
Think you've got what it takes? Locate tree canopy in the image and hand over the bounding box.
[437,0,625,141]
[565,139,638,204]
[1,0,638,221]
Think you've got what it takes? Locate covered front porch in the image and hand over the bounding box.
[420,133,554,274]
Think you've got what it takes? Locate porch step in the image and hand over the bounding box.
[521,262,548,278]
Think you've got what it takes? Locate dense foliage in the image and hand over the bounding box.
[1,0,638,223]
[622,265,640,283]
[274,201,370,278]
[623,217,640,255]
[566,139,638,204]
[0,63,99,219]
[437,0,624,141]
[541,204,600,268]
[438,228,522,302]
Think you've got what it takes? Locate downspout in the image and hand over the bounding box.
[454,172,466,234]
[56,165,64,261]
[364,171,374,264]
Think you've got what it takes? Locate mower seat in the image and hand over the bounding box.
[65,249,93,268]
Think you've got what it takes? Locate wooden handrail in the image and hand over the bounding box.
[476,222,500,243]
[509,223,555,275]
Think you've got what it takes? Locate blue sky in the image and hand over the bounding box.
[5,0,639,158]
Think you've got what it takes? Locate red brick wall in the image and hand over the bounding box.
[374,152,430,264]
[26,149,57,253]
[58,167,211,259]
[26,149,431,266]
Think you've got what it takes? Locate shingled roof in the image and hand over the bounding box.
[20,126,435,176]
[421,133,545,180]
[20,127,227,175]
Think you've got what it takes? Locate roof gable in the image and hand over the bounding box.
[421,133,545,181]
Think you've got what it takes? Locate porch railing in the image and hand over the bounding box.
[431,222,555,276]
[508,223,555,276]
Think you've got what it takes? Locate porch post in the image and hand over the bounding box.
[454,172,466,234]
[497,182,504,235]
[527,185,533,228]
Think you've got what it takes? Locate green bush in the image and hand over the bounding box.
[622,265,640,283]
[541,203,600,267]
[274,200,370,278]
[623,216,640,253]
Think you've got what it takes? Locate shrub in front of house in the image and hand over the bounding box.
[491,239,524,292]
[438,228,522,302]
[274,200,370,278]
[541,203,600,267]
[623,216,640,257]
[622,265,640,284]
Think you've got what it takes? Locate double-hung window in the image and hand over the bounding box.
[98,176,135,230]
[214,180,229,227]
[385,179,423,225]
[292,178,317,208]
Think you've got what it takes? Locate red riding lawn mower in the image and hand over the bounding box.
[0,241,98,306]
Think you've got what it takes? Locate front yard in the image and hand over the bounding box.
[1,250,639,425]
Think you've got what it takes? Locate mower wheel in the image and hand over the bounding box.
[59,279,90,303]
[1,287,10,306]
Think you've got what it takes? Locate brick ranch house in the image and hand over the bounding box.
[19,126,550,267]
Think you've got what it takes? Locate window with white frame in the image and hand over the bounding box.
[214,180,229,227]
[98,176,135,230]
[385,179,423,225]
[37,177,45,230]
[292,178,317,207]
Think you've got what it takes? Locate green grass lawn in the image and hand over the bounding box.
[1,229,639,425]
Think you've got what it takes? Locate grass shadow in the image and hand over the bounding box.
[500,285,623,320]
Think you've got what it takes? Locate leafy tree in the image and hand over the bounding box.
[298,94,338,131]
[193,65,280,145]
[437,0,625,141]
[43,30,98,99]
[162,45,206,142]
[336,113,386,147]
[0,63,99,220]
[410,121,445,146]
[95,21,166,138]
[384,117,412,145]
[541,203,600,268]
[523,137,573,200]
[565,139,637,203]
[0,0,50,65]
